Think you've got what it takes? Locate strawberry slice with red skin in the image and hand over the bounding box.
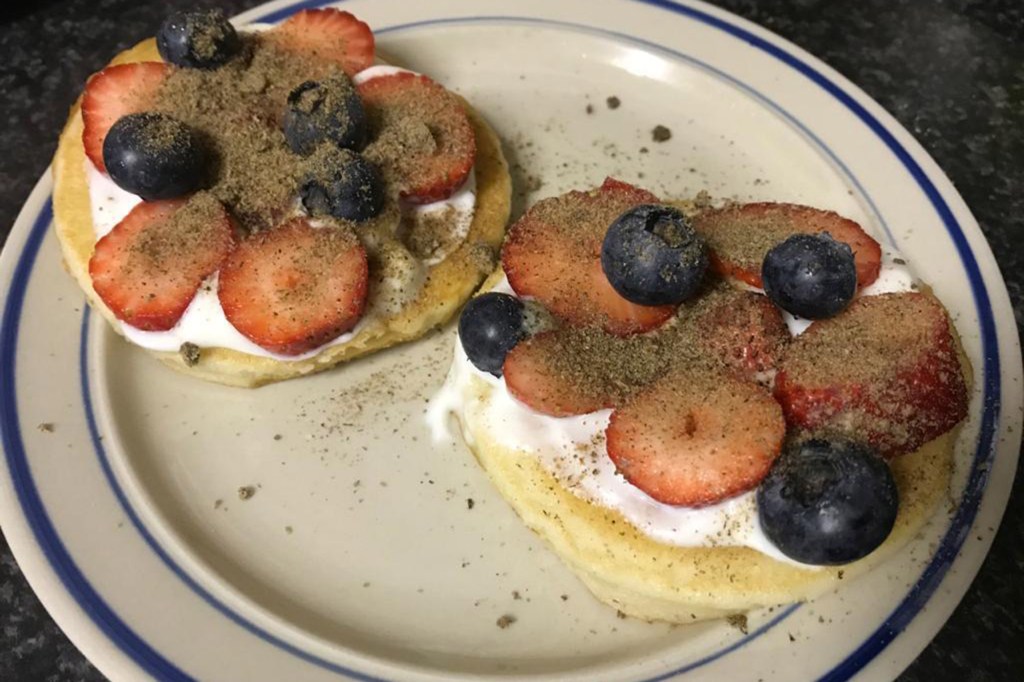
[218,219,368,356]
[773,292,968,458]
[81,62,171,173]
[692,203,882,290]
[502,178,676,336]
[89,196,235,331]
[358,72,476,203]
[503,332,614,417]
[693,287,789,381]
[270,8,374,76]
[599,177,660,200]
[606,370,785,507]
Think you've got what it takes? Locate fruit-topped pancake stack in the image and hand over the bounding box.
[435,178,970,622]
[53,7,510,387]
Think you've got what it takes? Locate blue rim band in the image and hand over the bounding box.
[0,1,1001,681]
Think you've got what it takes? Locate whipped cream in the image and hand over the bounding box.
[84,59,477,360]
[429,242,917,566]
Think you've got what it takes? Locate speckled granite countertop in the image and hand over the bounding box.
[1,0,1021,680]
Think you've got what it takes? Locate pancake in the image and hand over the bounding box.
[53,39,511,388]
[446,268,969,623]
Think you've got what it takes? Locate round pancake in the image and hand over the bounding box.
[449,269,968,623]
[53,39,511,388]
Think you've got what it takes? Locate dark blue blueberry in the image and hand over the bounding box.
[600,204,708,306]
[300,149,384,222]
[284,77,367,155]
[157,10,241,70]
[757,438,898,565]
[103,113,207,201]
[458,293,527,376]
[762,233,856,319]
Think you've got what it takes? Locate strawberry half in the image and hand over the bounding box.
[501,178,676,336]
[692,286,789,381]
[89,195,235,331]
[81,62,171,173]
[606,370,785,507]
[774,292,968,457]
[358,72,476,203]
[270,8,374,76]
[692,203,882,289]
[218,219,368,356]
[503,332,615,417]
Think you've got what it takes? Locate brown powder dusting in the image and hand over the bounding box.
[523,186,647,254]
[525,280,777,403]
[467,242,497,276]
[361,78,472,192]
[364,115,437,186]
[179,342,201,366]
[496,614,516,629]
[302,145,378,212]
[153,35,326,232]
[131,192,224,267]
[782,294,947,387]
[365,238,424,314]
[726,613,749,634]
[289,74,359,144]
[366,112,434,176]
[692,203,847,276]
[399,206,460,260]
[188,10,236,61]
[521,300,556,336]
[135,114,194,156]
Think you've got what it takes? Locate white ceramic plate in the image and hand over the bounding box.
[1,1,1020,680]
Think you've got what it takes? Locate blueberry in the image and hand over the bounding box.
[600,204,708,306]
[284,77,367,156]
[757,438,898,565]
[157,9,241,69]
[103,113,207,200]
[458,293,527,376]
[762,233,856,319]
[300,149,384,222]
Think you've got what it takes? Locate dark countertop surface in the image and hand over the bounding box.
[1,0,1021,680]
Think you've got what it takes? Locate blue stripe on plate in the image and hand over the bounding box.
[0,1,1001,680]
[0,202,195,681]
[631,2,1001,678]
[76,306,390,680]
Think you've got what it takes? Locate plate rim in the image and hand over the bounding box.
[0,1,1020,680]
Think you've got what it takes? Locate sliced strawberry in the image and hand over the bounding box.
[81,62,171,173]
[501,178,675,336]
[599,177,662,201]
[606,370,785,507]
[358,72,475,203]
[218,219,368,356]
[503,332,613,417]
[692,286,789,380]
[270,8,374,76]
[692,203,882,289]
[774,292,968,457]
[89,195,235,331]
